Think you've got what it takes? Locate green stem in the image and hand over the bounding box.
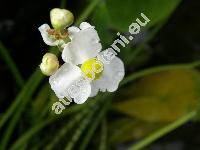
[9,96,103,150]
[11,119,52,150]
[126,21,166,65]
[0,70,43,149]
[64,108,96,150]
[63,94,106,150]
[60,0,67,8]
[121,60,200,86]
[120,61,200,150]
[10,60,200,150]
[44,111,89,150]
[0,69,43,130]
[128,111,196,150]
[0,41,24,87]
[75,0,101,25]
[65,95,110,150]
[99,119,107,150]
[3,1,196,149]
[44,97,98,150]
[0,47,58,131]
[79,97,111,150]
[16,100,90,149]
[0,0,101,148]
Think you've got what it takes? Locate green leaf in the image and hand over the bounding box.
[0,0,103,149]
[0,41,24,87]
[99,119,107,150]
[115,69,200,122]
[0,69,44,149]
[127,111,195,150]
[106,0,181,31]
[79,96,112,150]
[30,84,50,123]
[109,118,164,144]
[32,84,50,113]
[91,1,115,46]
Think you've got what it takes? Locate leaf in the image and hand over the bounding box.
[32,84,50,113]
[0,47,58,149]
[133,69,200,98]
[0,41,24,87]
[91,1,115,46]
[0,69,44,149]
[30,84,50,123]
[108,118,164,144]
[106,0,181,31]
[115,69,200,122]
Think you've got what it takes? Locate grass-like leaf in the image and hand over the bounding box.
[0,41,24,87]
[79,97,111,150]
[1,0,103,149]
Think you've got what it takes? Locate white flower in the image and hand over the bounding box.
[48,22,125,104]
[38,24,66,46]
[62,22,102,65]
[90,55,125,97]
[48,22,125,101]
[49,63,91,104]
[49,56,124,103]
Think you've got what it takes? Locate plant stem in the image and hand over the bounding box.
[128,111,196,150]
[60,0,67,8]
[121,60,200,86]
[9,95,102,150]
[126,21,166,65]
[99,119,107,150]
[64,107,97,150]
[0,70,43,149]
[44,110,89,150]
[0,69,43,130]
[0,0,101,148]
[9,60,200,150]
[79,96,112,150]
[44,96,99,150]
[75,0,101,25]
[0,41,24,87]
[0,47,58,131]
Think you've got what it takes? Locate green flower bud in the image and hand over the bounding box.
[40,53,59,76]
[50,8,74,30]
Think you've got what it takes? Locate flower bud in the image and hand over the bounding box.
[50,8,74,30]
[40,53,59,76]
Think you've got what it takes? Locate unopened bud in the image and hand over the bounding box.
[50,8,74,30]
[40,53,59,76]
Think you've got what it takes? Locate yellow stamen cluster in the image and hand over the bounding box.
[81,58,104,81]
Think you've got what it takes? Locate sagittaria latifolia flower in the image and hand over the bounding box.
[38,8,125,104]
[48,22,125,104]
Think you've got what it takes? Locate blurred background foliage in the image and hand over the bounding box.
[0,0,200,150]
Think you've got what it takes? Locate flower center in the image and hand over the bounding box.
[47,29,68,40]
[81,58,104,81]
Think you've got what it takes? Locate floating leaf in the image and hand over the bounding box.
[115,69,200,122]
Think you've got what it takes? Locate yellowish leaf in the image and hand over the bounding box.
[115,69,200,122]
